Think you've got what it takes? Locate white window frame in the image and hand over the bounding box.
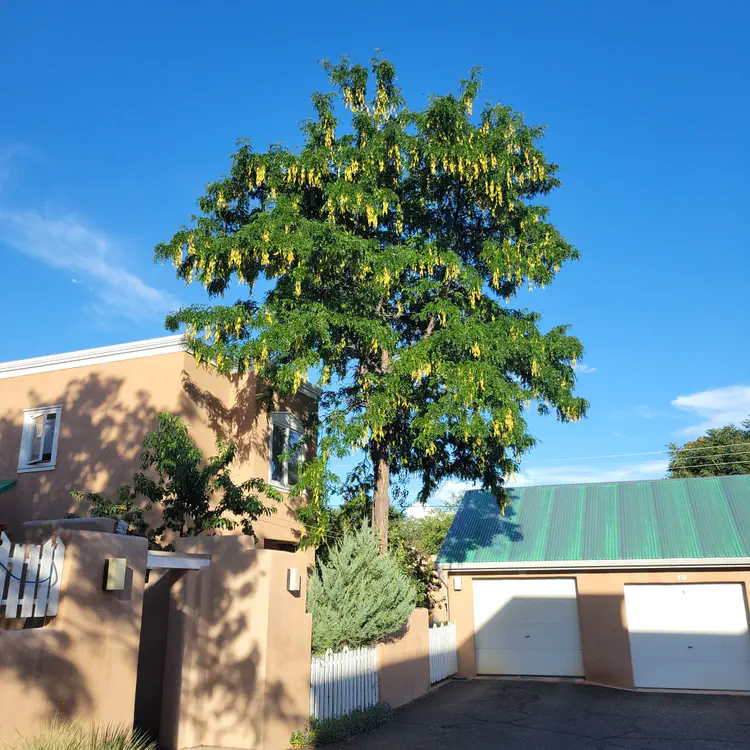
[269,412,304,491]
[17,405,63,473]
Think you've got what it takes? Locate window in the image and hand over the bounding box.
[18,406,62,473]
[270,412,304,489]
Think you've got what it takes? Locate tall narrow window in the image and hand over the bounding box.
[270,412,304,489]
[18,406,62,472]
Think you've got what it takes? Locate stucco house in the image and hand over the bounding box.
[0,334,320,548]
[439,475,750,692]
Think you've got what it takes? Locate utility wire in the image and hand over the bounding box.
[523,442,750,464]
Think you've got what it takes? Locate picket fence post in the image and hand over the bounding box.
[0,532,66,619]
[428,621,458,684]
[309,643,379,720]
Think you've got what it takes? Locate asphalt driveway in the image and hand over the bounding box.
[337,679,750,749]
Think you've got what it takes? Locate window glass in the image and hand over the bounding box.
[271,423,286,482]
[287,429,303,485]
[29,414,44,463]
[41,413,56,462]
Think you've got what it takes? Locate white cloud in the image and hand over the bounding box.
[426,459,669,500]
[0,208,178,322]
[430,479,480,504]
[671,385,750,437]
[405,503,430,518]
[573,363,596,374]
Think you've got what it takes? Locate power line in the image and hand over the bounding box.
[522,442,750,465]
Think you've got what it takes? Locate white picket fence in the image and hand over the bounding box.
[429,622,458,684]
[310,645,378,720]
[0,531,65,619]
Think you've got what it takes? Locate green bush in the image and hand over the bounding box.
[8,721,156,750]
[290,703,394,747]
[308,524,417,653]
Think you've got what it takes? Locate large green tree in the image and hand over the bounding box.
[156,56,587,547]
[668,418,750,477]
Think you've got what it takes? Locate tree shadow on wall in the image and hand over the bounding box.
[179,372,267,465]
[0,372,162,532]
[149,540,310,750]
[0,372,161,730]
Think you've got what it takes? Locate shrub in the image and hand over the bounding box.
[290,703,394,747]
[8,721,156,750]
[308,524,417,653]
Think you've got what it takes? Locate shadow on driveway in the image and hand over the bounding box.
[334,679,750,749]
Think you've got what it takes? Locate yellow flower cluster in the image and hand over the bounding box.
[411,362,432,382]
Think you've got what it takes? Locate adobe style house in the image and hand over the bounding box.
[0,334,320,547]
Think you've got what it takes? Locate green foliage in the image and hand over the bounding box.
[70,485,151,538]
[8,721,156,750]
[390,499,459,556]
[388,500,458,608]
[290,704,393,747]
[668,418,750,478]
[156,56,588,541]
[308,524,416,653]
[72,412,279,549]
[388,536,439,610]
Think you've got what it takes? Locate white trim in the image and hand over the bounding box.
[0,333,324,402]
[0,335,186,380]
[17,405,63,473]
[269,411,304,488]
[272,411,304,433]
[438,557,750,572]
[298,382,323,400]
[146,551,211,570]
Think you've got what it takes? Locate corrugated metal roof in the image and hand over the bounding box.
[437,475,750,567]
[0,480,16,495]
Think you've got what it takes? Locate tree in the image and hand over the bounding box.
[668,418,750,478]
[155,56,588,549]
[390,499,459,556]
[307,524,417,653]
[72,412,280,549]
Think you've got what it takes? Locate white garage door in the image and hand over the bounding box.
[473,578,585,676]
[624,583,750,691]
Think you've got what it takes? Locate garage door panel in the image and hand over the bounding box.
[625,583,750,691]
[476,647,584,677]
[475,620,583,652]
[629,632,750,663]
[473,578,584,677]
[632,658,750,692]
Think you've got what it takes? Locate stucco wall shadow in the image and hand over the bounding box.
[155,538,312,750]
[0,530,148,742]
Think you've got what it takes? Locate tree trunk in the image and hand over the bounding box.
[371,447,390,552]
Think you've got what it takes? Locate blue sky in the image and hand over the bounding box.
[2,0,749,503]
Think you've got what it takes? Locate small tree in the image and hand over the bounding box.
[308,524,416,653]
[668,418,750,478]
[72,412,280,549]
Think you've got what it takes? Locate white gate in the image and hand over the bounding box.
[0,531,65,618]
[310,646,378,720]
[429,622,457,683]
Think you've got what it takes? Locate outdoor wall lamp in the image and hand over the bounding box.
[453,576,463,591]
[287,567,301,594]
[104,557,127,591]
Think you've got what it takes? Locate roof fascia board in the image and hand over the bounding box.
[438,557,750,572]
[0,335,187,379]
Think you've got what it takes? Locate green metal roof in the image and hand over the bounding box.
[437,475,750,568]
[0,480,16,495]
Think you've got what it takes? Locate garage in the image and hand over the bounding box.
[439,475,750,692]
[472,578,585,677]
[624,583,750,691]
